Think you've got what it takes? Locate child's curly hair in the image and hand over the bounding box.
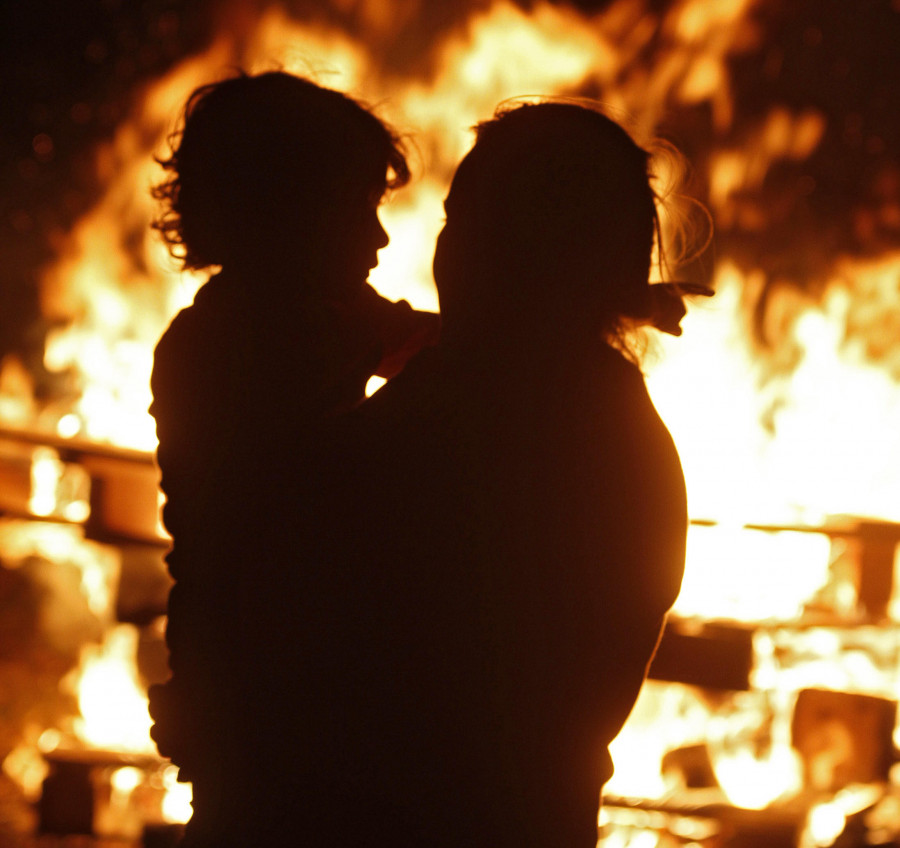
[152,71,410,272]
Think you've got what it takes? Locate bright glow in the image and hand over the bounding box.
[28,446,91,524]
[607,682,712,798]
[365,376,387,397]
[69,625,155,753]
[20,0,898,551]
[713,745,802,809]
[7,3,900,838]
[630,831,661,848]
[62,497,91,523]
[754,626,900,701]
[57,412,81,438]
[2,741,49,800]
[161,765,193,824]
[806,802,846,847]
[111,765,143,793]
[29,447,63,516]
[645,263,900,524]
[672,525,831,622]
[38,728,62,752]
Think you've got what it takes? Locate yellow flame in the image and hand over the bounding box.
[672,525,832,622]
[2,738,50,801]
[645,260,900,525]
[713,745,802,809]
[69,625,154,753]
[24,0,774,455]
[29,447,64,517]
[161,764,193,824]
[10,0,900,825]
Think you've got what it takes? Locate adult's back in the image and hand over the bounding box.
[304,340,686,846]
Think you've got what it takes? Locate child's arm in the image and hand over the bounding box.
[359,285,441,380]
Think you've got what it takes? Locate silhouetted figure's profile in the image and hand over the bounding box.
[252,100,699,846]
[147,71,437,846]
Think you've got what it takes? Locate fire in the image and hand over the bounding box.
[67,624,154,754]
[11,0,788,448]
[18,0,897,538]
[28,447,91,524]
[2,0,899,843]
[645,260,900,526]
[672,524,832,621]
[160,764,193,824]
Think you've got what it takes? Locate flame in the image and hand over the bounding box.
[672,525,833,622]
[645,261,900,526]
[4,0,900,834]
[28,447,91,524]
[16,0,775,448]
[22,0,898,543]
[68,624,154,754]
[160,764,193,824]
[0,519,119,619]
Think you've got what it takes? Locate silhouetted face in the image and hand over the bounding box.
[431,162,494,293]
[310,183,390,296]
[431,203,456,295]
[433,103,658,327]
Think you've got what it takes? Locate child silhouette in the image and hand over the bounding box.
[147,71,437,845]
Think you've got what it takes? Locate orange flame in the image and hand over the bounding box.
[4,0,900,826]
[67,625,154,754]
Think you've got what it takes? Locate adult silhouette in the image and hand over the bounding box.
[147,71,437,847]
[252,100,693,847]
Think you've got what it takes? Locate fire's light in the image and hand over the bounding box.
[161,764,193,824]
[10,0,777,448]
[0,519,119,620]
[2,737,50,801]
[18,0,898,540]
[672,525,832,622]
[29,448,65,517]
[3,0,899,838]
[646,262,900,526]
[67,624,154,754]
[28,447,91,524]
[365,375,387,397]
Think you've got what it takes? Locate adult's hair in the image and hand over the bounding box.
[153,70,410,271]
[436,100,665,340]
